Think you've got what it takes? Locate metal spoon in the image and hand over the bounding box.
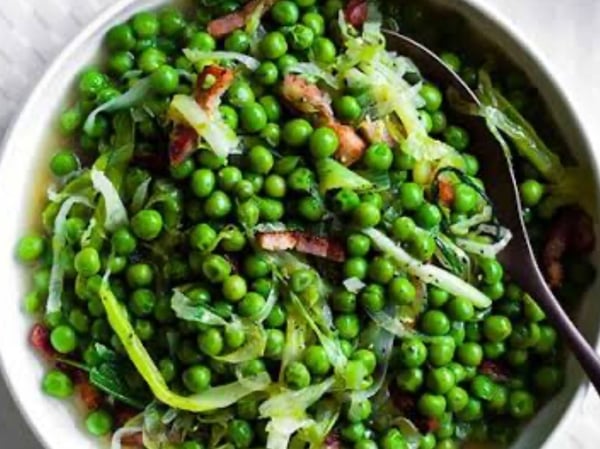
[383,30,600,392]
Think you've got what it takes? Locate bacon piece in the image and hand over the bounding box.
[479,360,510,382]
[169,124,198,166]
[120,432,144,448]
[542,207,595,288]
[77,379,103,410]
[438,179,455,207]
[208,0,276,38]
[328,120,367,166]
[324,432,341,449]
[256,231,347,262]
[195,65,235,112]
[281,74,334,117]
[29,324,55,358]
[358,119,395,147]
[344,0,369,28]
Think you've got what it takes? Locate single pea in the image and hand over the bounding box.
[444,126,470,151]
[298,196,325,221]
[335,314,360,339]
[189,223,217,253]
[508,390,535,419]
[427,367,456,395]
[363,142,393,171]
[456,397,483,422]
[470,374,496,401]
[312,37,337,63]
[131,209,163,241]
[225,30,251,53]
[453,184,478,213]
[238,292,266,318]
[420,83,443,112]
[132,11,159,38]
[430,110,447,134]
[42,370,74,399]
[342,423,367,443]
[74,247,101,277]
[399,339,428,368]
[287,167,315,192]
[347,234,371,257]
[457,342,483,367]
[446,297,474,321]
[188,31,216,51]
[534,366,563,394]
[285,361,311,389]
[265,329,285,359]
[130,289,156,317]
[15,235,45,263]
[159,8,186,37]
[428,339,456,367]
[259,197,285,222]
[240,102,268,133]
[415,203,442,229]
[287,24,315,50]
[283,118,313,147]
[50,150,79,177]
[352,349,377,375]
[255,61,279,86]
[428,287,450,308]
[304,345,331,375]
[479,258,504,285]
[150,65,179,95]
[352,202,381,228]
[228,80,255,107]
[440,52,462,72]
[483,281,505,301]
[50,325,77,354]
[310,126,340,159]
[85,409,113,437]
[243,254,271,279]
[535,325,558,354]
[272,0,300,25]
[205,190,233,218]
[410,231,437,261]
[344,257,368,281]
[446,386,469,413]
[359,283,385,312]
[198,328,224,356]
[368,256,395,284]
[106,24,136,51]
[260,31,288,59]
[421,310,451,336]
[483,315,512,342]
[225,325,246,350]
[248,145,275,174]
[334,95,362,122]
[202,255,232,284]
[222,275,248,303]
[399,182,424,210]
[277,54,299,74]
[519,179,545,207]
[259,95,282,122]
[138,47,167,73]
[183,365,211,393]
[227,419,254,448]
[334,189,360,214]
[388,277,417,305]
[396,368,424,393]
[79,69,107,98]
[418,393,447,419]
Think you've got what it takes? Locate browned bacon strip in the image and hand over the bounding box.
[542,207,595,288]
[327,120,367,166]
[195,65,235,112]
[208,0,276,38]
[257,231,346,262]
[358,119,395,147]
[438,178,455,207]
[29,324,55,358]
[169,124,198,166]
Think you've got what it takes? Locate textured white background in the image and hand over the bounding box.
[0,0,599,448]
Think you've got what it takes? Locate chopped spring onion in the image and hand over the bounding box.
[456,226,513,259]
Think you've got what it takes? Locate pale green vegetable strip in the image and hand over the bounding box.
[91,168,129,232]
[364,228,492,308]
[99,282,270,412]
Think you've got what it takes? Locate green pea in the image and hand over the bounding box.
[457,342,483,367]
[222,275,248,303]
[399,338,428,368]
[285,361,311,389]
[50,150,79,177]
[248,145,274,174]
[283,118,313,147]
[287,24,315,50]
[255,61,279,86]
[240,102,268,133]
[288,167,315,192]
[520,179,545,207]
[50,325,77,354]
[388,277,416,305]
[533,366,563,394]
[359,283,385,312]
[59,106,83,135]
[334,95,362,121]
[260,31,288,59]
[224,325,246,350]
[107,51,134,75]
[302,12,325,35]
[428,338,456,367]
[188,31,216,51]
[189,223,217,252]
[42,370,74,399]
[259,95,281,122]
[265,329,285,358]
[440,52,461,72]
[535,325,557,354]
[15,235,45,263]
[312,37,337,63]
[129,289,156,317]
[352,202,381,228]
[85,409,113,437]
[238,292,266,318]
[131,209,163,241]
[298,196,325,221]
[150,65,179,94]
[304,345,331,375]
[228,80,255,107]
[237,200,260,228]
[399,182,424,210]
[309,126,339,159]
[335,314,360,339]
[453,184,478,213]
[396,367,424,393]
[159,8,186,37]
[418,393,447,419]
[508,390,535,419]
[277,54,299,74]
[343,423,366,443]
[363,143,393,171]
[421,310,451,336]
[483,315,512,342]
[204,190,233,218]
[74,247,101,277]
[415,203,442,229]
[446,386,469,413]
[106,24,136,51]
[420,83,443,113]
[444,126,470,151]
[272,0,300,24]
[202,255,232,283]
[345,234,369,257]
[132,11,159,38]
[138,47,166,73]
[225,30,251,53]
[445,297,474,321]
[183,365,211,393]
[456,397,483,422]
[259,197,285,222]
[228,419,254,448]
[198,328,224,356]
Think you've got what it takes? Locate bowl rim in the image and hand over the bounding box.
[0,1,597,449]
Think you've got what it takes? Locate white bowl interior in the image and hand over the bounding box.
[0,1,598,448]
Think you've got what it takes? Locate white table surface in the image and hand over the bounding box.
[0,0,599,448]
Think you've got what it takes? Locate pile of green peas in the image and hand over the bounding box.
[14,0,594,448]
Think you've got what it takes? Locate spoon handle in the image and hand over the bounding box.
[539,284,600,393]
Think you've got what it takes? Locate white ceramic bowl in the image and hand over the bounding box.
[0,1,598,448]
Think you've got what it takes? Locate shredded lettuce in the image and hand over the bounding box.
[455,225,513,259]
[169,94,240,158]
[364,228,492,308]
[184,49,261,71]
[46,196,93,313]
[131,177,152,213]
[449,205,493,236]
[214,321,267,363]
[343,277,366,293]
[316,158,373,194]
[171,290,229,326]
[367,308,413,338]
[259,378,336,449]
[84,77,153,135]
[280,307,309,380]
[255,283,279,323]
[287,63,340,89]
[91,168,129,232]
[100,282,271,412]
[296,399,341,449]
